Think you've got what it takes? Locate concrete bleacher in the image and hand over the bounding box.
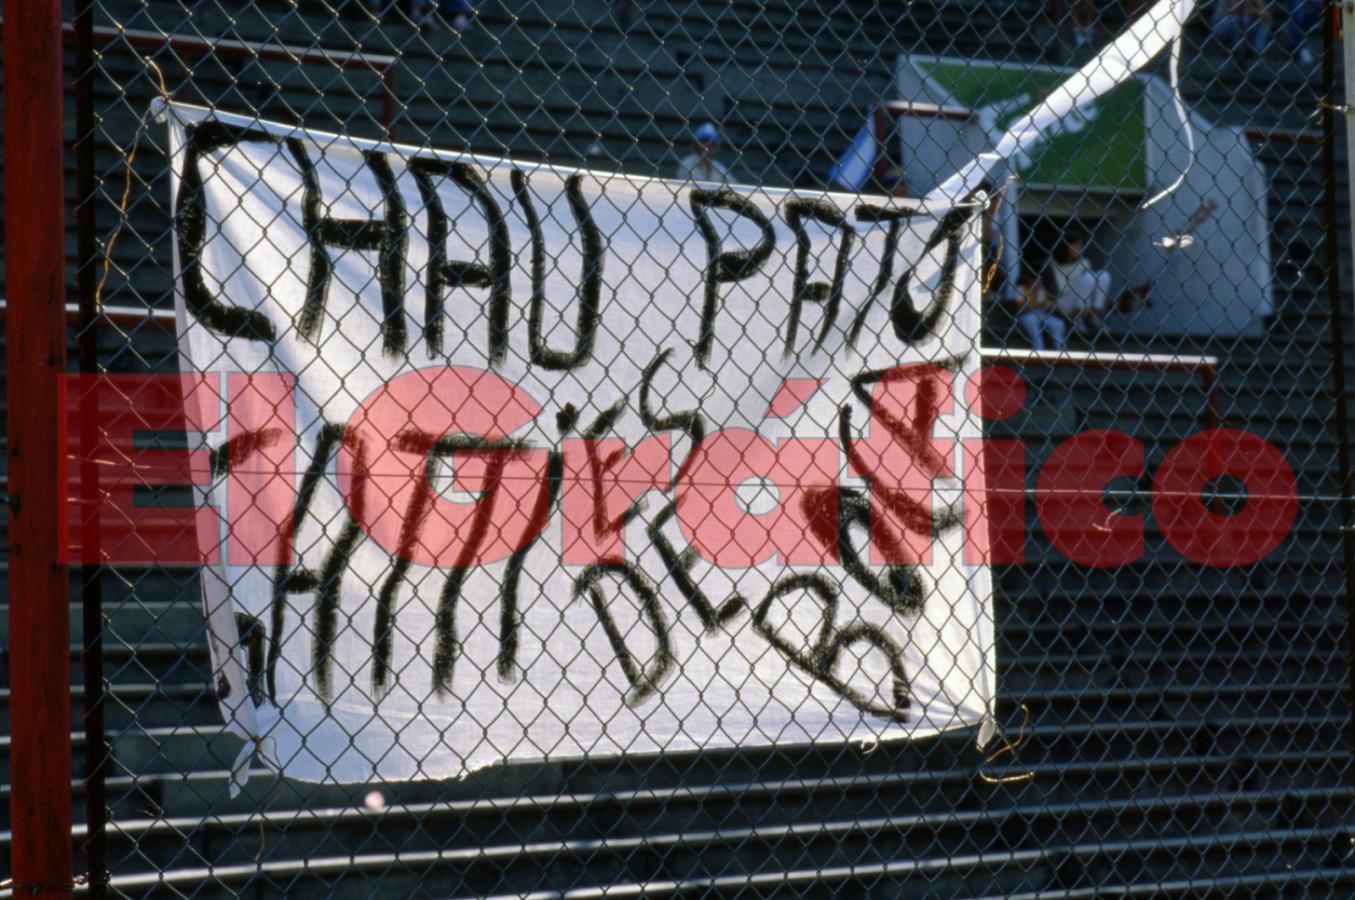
[1,0,1352,895]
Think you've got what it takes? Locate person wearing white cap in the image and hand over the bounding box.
[675,122,732,185]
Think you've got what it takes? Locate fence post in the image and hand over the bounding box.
[1344,3,1355,270]
[73,1,109,894]
[4,0,74,895]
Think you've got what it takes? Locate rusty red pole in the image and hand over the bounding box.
[5,0,74,895]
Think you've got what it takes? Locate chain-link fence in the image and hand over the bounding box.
[3,0,1353,896]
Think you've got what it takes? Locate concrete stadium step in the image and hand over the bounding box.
[30,782,1349,886]
[47,821,1355,899]
[0,682,219,732]
[1003,645,1347,693]
[1018,680,1346,727]
[1015,562,1346,605]
[1006,610,1347,662]
[72,1,1070,189]
[6,737,1352,850]
[998,869,1355,900]
[0,600,205,645]
[5,14,1327,208]
[115,0,941,87]
[66,642,213,688]
[0,601,203,650]
[3,703,1346,791]
[71,861,1355,899]
[53,745,1350,826]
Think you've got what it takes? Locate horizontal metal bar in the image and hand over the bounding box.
[44,745,1341,807]
[0,305,1227,383]
[58,21,398,72]
[981,346,1218,372]
[881,100,973,121]
[1245,127,1325,145]
[94,824,1354,893]
[66,780,1349,851]
[6,305,1228,374]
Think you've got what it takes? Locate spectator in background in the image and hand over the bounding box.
[410,0,474,29]
[1052,231,1111,334]
[448,0,474,29]
[1213,0,1272,57]
[1015,270,1069,351]
[676,122,733,184]
[1281,0,1319,66]
[1062,1,1097,58]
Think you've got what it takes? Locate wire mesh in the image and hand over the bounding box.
[10,0,1354,896]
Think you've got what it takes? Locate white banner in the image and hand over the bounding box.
[165,103,994,785]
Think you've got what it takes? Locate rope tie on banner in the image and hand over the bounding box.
[95,52,173,315]
[1140,31,1194,209]
[981,175,1019,296]
[1317,97,1354,117]
[978,704,1034,785]
[254,785,285,863]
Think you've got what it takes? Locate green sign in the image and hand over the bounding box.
[917,59,1148,193]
